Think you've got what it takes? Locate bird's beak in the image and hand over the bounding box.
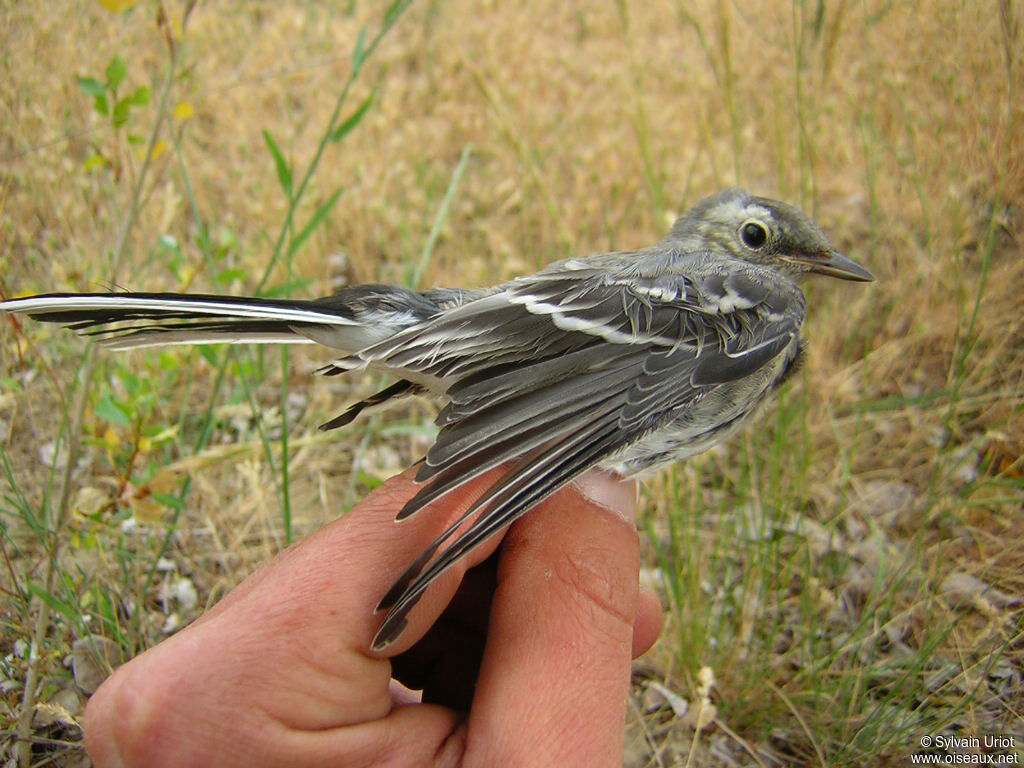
[785,250,875,282]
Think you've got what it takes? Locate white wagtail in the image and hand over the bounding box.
[0,188,873,649]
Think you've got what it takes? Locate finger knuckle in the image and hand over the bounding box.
[554,545,635,632]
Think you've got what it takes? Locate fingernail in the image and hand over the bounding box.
[574,469,638,524]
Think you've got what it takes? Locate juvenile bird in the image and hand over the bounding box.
[0,188,873,649]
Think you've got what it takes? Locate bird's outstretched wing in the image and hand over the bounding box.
[367,260,803,648]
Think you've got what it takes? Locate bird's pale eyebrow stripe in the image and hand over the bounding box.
[717,199,772,222]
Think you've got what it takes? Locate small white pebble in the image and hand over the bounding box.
[173,577,199,611]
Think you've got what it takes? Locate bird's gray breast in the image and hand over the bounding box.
[600,330,801,477]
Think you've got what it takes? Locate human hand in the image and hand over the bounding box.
[83,466,662,767]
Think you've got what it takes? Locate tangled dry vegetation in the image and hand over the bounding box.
[1,1,1022,766]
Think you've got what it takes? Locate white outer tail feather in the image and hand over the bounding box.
[101,331,319,350]
[0,295,359,325]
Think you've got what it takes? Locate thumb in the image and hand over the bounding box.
[463,469,641,767]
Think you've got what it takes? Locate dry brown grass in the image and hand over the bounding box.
[1,0,1022,765]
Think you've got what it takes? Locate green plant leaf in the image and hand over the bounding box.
[217,226,238,250]
[195,224,213,259]
[197,346,218,365]
[28,581,77,623]
[119,370,142,396]
[158,351,181,371]
[83,154,107,172]
[152,492,185,511]
[77,76,111,116]
[262,129,293,198]
[127,85,151,107]
[157,234,180,252]
[383,0,412,30]
[95,393,131,427]
[112,97,132,128]
[352,26,368,68]
[288,188,342,258]
[105,55,127,90]
[214,267,247,286]
[76,76,106,97]
[330,89,375,143]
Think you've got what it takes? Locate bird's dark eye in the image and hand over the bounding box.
[740,221,768,249]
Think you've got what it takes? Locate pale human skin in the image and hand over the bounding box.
[83,467,662,768]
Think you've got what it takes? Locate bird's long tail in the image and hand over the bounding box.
[0,286,441,352]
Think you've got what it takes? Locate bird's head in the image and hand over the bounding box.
[667,188,874,282]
